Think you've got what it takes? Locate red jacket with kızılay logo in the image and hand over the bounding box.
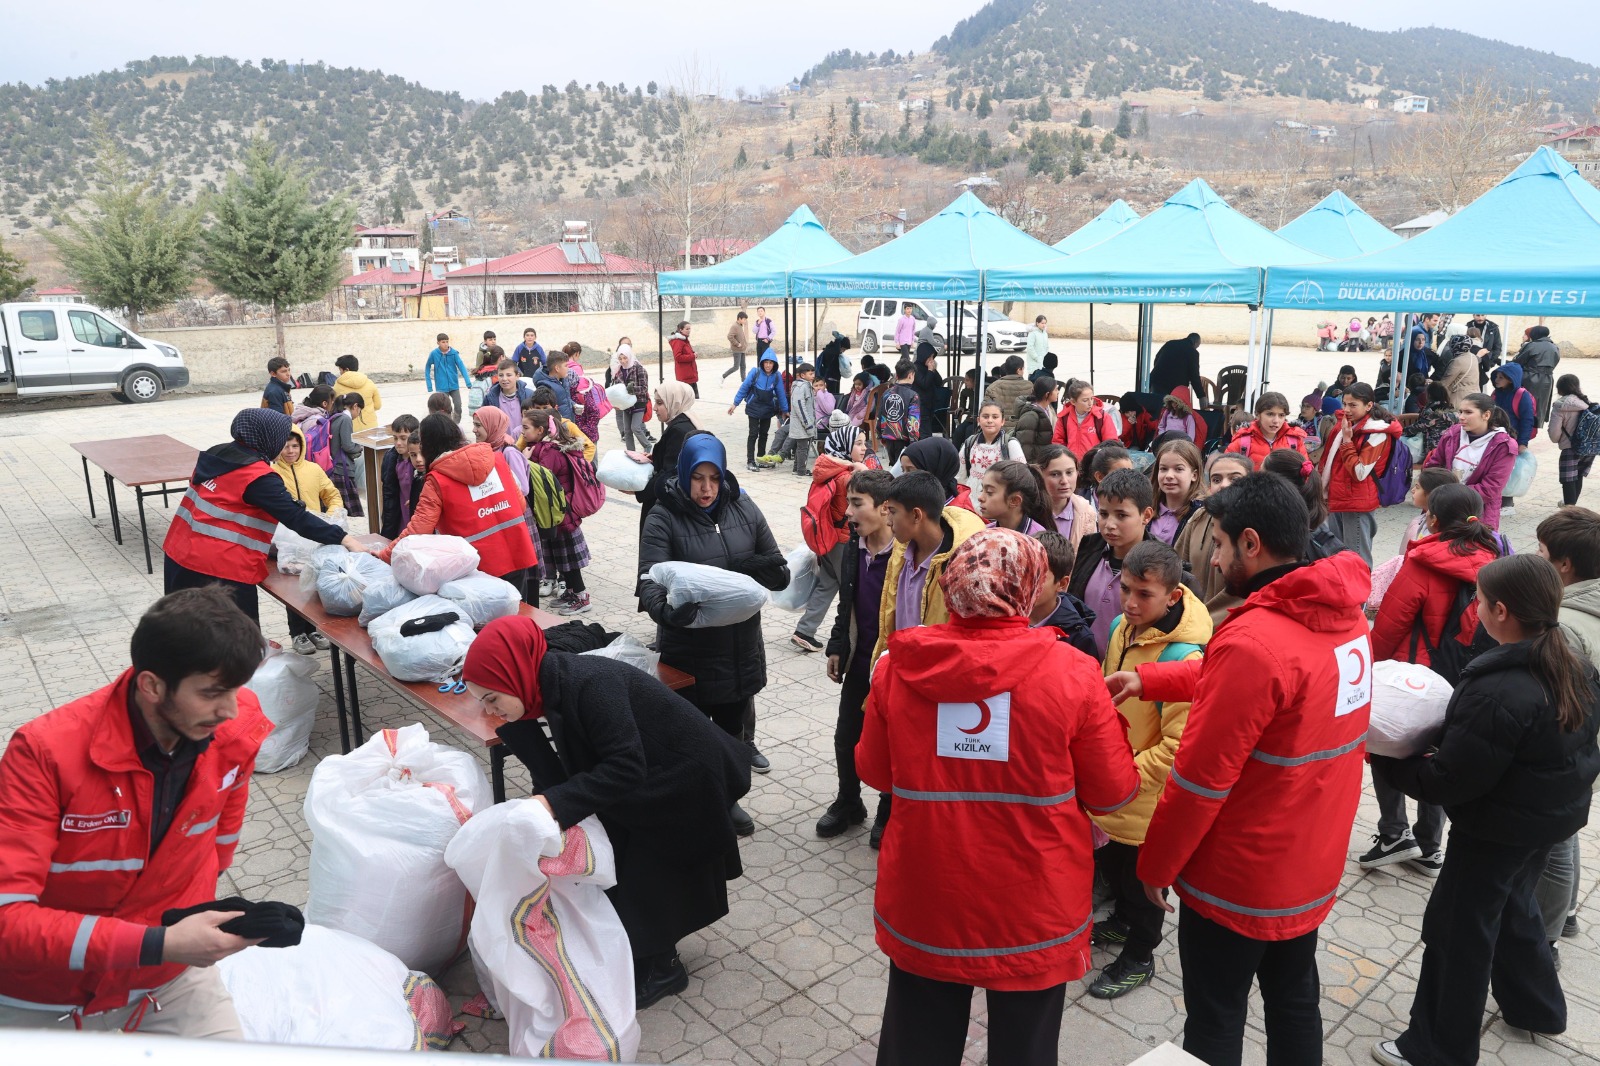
[857,616,1138,990]
[1136,552,1373,940]
[0,670,270,1015]
[163,461,279,584]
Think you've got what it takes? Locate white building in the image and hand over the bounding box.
[1392,95,1430,114]
[444,243,654,316]
[348,225,421,276]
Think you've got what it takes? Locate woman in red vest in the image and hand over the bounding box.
[163,408,370,624]
[378,413,537,595]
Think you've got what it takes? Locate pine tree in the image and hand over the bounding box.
[1114,100,1133,138]
[0,232,34,301]
[1079,108,1092,128]
[734,144,749,169]
[1068,144,1086,177]
[1137,110,1150,138]
[976,90,993,119]
[201,137,355,359]
[784,139,795,160]
[45,131,202,327]
[1101,132,1117,153]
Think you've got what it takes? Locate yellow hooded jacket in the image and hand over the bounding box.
[1092,584,1213,846]
[871,504,986,661]
[333,370,382,431]
[271,425,341,514]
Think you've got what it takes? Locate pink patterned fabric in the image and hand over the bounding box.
[938,527,1049,620]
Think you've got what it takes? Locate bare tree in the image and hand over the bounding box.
[645,59,736,317]
[1403,77,1544,212]
[1252,126,1320,228]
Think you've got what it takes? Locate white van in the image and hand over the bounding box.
[855,298,1029,356]
[0,302,189,403]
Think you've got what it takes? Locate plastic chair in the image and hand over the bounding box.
[1213,365,1247,411]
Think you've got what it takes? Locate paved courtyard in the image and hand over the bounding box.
[1,336,1597,1065]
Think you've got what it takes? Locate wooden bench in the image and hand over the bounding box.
[71,434,200,574]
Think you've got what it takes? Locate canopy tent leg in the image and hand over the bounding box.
[1392,314,1409,411]
[1244,308,1261,406]
[657,299,665,381]
[1089,304,1096,381]
[1261,309,1275,404]
[975,291,987,412]
[1135,303,1155,393]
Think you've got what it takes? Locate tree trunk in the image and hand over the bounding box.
[273,301,286,360]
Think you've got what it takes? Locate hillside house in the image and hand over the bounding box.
[402,275,449,320]
[34,286,87,305]
[348,225,421,276]
[443,243,654,316]
[338,261,421,318]
[1549,126,1600,154]
[898,97,929,113]
[1392,95,1430,114]
[1395,209,1450,238]
[688,238,757,267]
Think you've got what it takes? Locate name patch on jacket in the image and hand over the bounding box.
[937,694,1011,761]
[467,468,506,502]
[62,810,132,833]
[1335,636,1372,717]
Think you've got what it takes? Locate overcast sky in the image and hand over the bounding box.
[5,0,1596,101]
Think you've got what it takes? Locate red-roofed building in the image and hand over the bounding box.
[338,261,424,318]
[34,285,87,305]
[688,237,756,265]
[444,243,654,316]
[1549,126,1600,153]
[402,276,450,320]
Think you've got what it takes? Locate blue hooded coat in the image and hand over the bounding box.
[1491,362,1536,446]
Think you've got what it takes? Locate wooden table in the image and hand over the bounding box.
[352,426,395,534]
[71,435,201,574]
[261,545,692,802]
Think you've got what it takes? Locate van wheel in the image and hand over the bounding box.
[861,330,879,355]
[121,369,163,404]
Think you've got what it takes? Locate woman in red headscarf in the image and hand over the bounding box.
[462,616,751,1011]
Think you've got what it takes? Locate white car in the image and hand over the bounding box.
[0,302,188,403]
[855,299,1030,356]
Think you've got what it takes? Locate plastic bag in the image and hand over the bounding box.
[438,572,522,628]
[596,449,653,492]
[317,554,392,617]
[274,526,320,575]
[369,595,477,683]
[605,381,635,410]
[647,560,770,628]
[246,649,321,774]
[219,924,452,1050]
[1368,660,1452,758]
[581,634,660,676]
[1504,451,1538,498]
[769,546,819,612]
[299,543,350,597]
[358,575,419,627]
[445,801,640,1061]
[391,534,481,595]
[304,724,490,974]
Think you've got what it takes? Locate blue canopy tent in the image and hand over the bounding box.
[1054,199,1141,254]
[988,180,1327,400]
[652,205,851,378]
[1276,191,1402,259]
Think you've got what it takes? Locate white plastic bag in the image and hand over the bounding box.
[605,381,635,410]
[769,546,819,612]
[445,801,640,1061]
[439,572,522,628]
[273,525,320,575]
[317,554,393,617]
[391,534,482,595]
[358,575,419,627]
[246,649,321,773]
[299,543,349,597]
[369,595,477,683]
[648,560,770,628]
[580,634,660,676]
[1368,660,1452,758]
[596,449,653,492]
[219,924,450,1050]
[304,724,490,974]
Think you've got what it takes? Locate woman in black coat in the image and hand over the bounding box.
[638,431,788,834]
[1370,554,1600,1066]
[462,616,751,1010]
[912,342,945,438]
[636,380,701,533]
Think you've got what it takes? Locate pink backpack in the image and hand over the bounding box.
[301,413,334,472]
[562,451,607,521]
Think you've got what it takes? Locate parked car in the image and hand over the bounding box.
[855,299,1030,356]
[0,302,188,403]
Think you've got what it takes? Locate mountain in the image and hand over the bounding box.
[934,0,1600,106]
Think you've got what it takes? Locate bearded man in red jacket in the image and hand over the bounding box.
[1107,473,1373,1066]
[0,587,271,1037]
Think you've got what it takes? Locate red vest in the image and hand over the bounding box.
[162,463,278,583]
[429,454,537,578]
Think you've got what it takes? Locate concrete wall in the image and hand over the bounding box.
[142,301,1600,391]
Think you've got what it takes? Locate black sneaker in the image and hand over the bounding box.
[1091,916,1131,948]
[1406,850,1444,878]
[730,803,755,837]
[1088,954,1154,999]
[1563,914,1580,939]
[747,461,760,472]
[1358,833,1422,870]
[748,742,771,774]
[816,802,868,839]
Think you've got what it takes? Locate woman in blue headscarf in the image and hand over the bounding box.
[637,431,788,836]
[163,408,371,625]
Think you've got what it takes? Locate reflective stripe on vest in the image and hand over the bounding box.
[68,915,98,971]
[463,514,528,544]
[48,858,146,874]
[181,487,276,534]
[215,832,240,846]
[1083,780,1140,815]
[875,909,1091,958]
[1249,733,1368,768]
[1177,877,1338,919]
[0,893,39,906]
[891,786,1076,807]
[185,815,220,837]
[172,505,271,554]
[1169,768,1231,800]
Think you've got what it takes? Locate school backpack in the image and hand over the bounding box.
[1106,618,1203,715]
[1410,579,1496,688]
[300,414,334,473]
[960,430,1016,479]
[1511,387,1537,425]
[878,384,921,442]
[1573,403,1600,458]
[294,372,313,389]
[1375,434,1413,507]
[800,474,849,557]
[317,370,339,389]
[525,464,570,532]
[562,451,607,521]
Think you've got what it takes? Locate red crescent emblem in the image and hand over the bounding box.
[1345,647,1367,687]
[959,699,992,735]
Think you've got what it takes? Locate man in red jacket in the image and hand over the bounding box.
[1107,473,1373,1066]
[0,587,272,1037]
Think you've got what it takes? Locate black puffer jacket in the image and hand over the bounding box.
[638,470,788,704]
[1374,640,1600,846]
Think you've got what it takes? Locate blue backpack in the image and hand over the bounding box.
[1107,617,1203,715]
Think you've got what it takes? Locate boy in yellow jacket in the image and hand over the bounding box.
[271,424,342,654]
[1090,539,1212,999]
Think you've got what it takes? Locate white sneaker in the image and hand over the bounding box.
[538,580,560,599]
[1372,1039,1411,1065]
[292,634,316,656]
[310,632,330,652]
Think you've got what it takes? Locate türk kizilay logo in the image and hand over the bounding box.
[937,693,1012,761]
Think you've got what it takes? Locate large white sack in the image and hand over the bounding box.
[1369,660,1452,758]
[299,543,349,597]
[273,526,321,575]
[647,560,769,628]
[769,546,818,612]
[304,724,490,974]
[595,450,653,492]
[369,595,477,683]
[605,381,635,410]
[445,801,640,1061]
[391,534,481,595]
[218,924,451,1050]
[580,634,660,676]
[438,571,522,628]
[317,554,393,617]
[246,649,320,774]
[358,574,419,627]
